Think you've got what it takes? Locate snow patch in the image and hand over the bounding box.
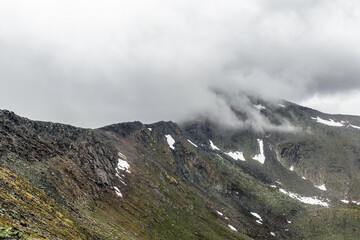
[228,224,237,232]
[311,117,344,127]
[114,186,123,197]
[302,176,306,180]
[253,139,265,164]
[270,185,277,188]
[254,104,266,111]
[316,184,327,191]
[278,104,286,108]
[287,220,292,224]
[250,212,263,221]
[270,232,276,236]
[350,124,360,129]
[290,165,294,171]
[343,200,360,205]
[117,160,130,173]
[225,151,245,161]
[256,220,263,224]
[216,211,223,216]
[279,188,329,207]
[187,139,198,148]
[148,127,152,131]
[116,152,131,173]
[165,135,175,150]
[209,140,220,150]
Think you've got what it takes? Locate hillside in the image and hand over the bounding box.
[1,100,360,239]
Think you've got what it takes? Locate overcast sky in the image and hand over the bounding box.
[1,0,360,128]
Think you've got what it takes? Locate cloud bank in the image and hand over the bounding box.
[1,0,360,127]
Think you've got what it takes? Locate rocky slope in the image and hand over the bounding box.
[1,100,360,239]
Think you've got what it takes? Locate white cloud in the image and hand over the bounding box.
[301,91,360,116]
[0,0,360,127]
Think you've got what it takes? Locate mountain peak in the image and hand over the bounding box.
[1,103,360,239]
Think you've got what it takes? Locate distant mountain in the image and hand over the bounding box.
[1,99,360,239]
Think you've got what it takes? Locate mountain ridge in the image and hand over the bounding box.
[1,100,360,239]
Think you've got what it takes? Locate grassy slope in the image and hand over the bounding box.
[294,207,360,240]
[78,125,251,240]
[0,165,87,239]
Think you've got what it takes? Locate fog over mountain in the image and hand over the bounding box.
[1,0,360,127]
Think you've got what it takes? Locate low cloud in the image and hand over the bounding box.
[184,91,297,132]
[1,0,360,127]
